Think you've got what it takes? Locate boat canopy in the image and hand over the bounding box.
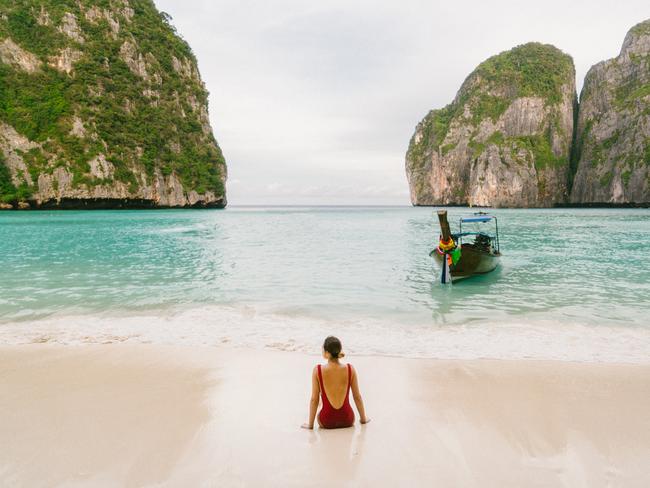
[460,215,494,223]
[452,231,496,239]
[457,214,500,252]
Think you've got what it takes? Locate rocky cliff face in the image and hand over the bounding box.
[406,43,576,207]
[407,22,650,208]
[570,20,650,204]
[0,0,226,209]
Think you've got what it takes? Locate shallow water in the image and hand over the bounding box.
[1,207,649,361]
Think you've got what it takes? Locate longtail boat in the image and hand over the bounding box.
[430,210,501,284]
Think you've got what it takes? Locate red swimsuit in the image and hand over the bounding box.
[317,363,355,429]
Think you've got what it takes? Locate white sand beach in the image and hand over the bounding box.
[1,344,649,487]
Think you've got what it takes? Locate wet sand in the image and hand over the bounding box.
[1,344,649,487]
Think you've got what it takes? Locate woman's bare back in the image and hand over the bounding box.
[319,362,350,409]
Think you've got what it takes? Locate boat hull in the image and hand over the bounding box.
[431,244,500,282]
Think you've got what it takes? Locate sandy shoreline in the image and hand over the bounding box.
[1,345,649,487]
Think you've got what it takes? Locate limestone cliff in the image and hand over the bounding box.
[570,20,650,205]
[406,43,576,207]
[0,0,226,209]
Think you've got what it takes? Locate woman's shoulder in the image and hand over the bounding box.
[314,361,354,369]
[314,362,353,370]
[342,362,355,374]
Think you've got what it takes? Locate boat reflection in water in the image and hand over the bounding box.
[431,210,502,284]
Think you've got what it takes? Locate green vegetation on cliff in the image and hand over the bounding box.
[408,43,574,166]
[630,19,650,37]
[0,0,226,205]
[0,64,69,142]
[615,82,650,109]
[0,154,32,203]
[472,43,574,105]
[511,134,568,170]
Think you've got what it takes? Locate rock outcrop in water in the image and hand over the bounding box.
[406,43,576,207]
[0,0,227,209]
[407,21,650,208]
[570,20,650,205]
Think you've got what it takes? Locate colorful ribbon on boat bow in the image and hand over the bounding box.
[438,237,455,252]
[436,237,462,266]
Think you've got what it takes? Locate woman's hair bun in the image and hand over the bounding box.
[323,336,343,359]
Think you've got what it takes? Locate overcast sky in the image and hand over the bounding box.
[155,0,648,205]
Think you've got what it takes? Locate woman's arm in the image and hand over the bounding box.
[301,366,320,429]
[350,366,370,424]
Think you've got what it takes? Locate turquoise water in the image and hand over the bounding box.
[1,207,649,361]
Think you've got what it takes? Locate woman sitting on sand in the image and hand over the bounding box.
[302,336,370,429]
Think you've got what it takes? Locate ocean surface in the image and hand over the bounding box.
[1,207,649,362]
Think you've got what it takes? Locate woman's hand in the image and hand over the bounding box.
[360,417,371,425]
[301,423,314,430]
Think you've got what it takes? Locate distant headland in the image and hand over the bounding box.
[0,0,227,210]
[406,19,650,208]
